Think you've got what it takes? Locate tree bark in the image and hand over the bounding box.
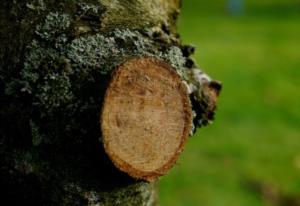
[0,0,220,205]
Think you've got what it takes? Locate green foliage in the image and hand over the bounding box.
[160,1,300,206]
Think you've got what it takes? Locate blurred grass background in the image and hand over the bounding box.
[159,0,300,205]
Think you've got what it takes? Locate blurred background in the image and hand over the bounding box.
[159,0,300,205]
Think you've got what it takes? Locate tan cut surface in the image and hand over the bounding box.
[101,58,192,181]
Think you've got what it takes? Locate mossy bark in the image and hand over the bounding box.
[0,0,220,205]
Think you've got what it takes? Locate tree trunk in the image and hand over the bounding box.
[0,0,221,205]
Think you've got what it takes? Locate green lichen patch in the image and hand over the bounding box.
[100,0,180,32]
[26,0,46,13]
[76,2,101,15]
[20,40,74,116]
[30,119,43,146]
[63,181,156,206]
[35,12,72,42]
[72,2,104,36]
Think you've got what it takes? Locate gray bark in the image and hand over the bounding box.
[0,0,220,205]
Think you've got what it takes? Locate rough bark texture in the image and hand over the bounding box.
[0,0,220,205]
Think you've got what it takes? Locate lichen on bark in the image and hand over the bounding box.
[62,181,157,206]
[10,11,191,127]
[0,0,220,205]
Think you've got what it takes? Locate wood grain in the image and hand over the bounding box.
[101,57,192,181]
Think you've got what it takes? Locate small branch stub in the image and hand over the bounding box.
[101,58,192,181]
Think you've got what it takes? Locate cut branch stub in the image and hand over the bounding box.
[101,57,192,181]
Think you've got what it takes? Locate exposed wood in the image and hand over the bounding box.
[0,0,221,205]
[101,58,192,181]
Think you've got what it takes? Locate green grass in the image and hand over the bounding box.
[159,1,300,205]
